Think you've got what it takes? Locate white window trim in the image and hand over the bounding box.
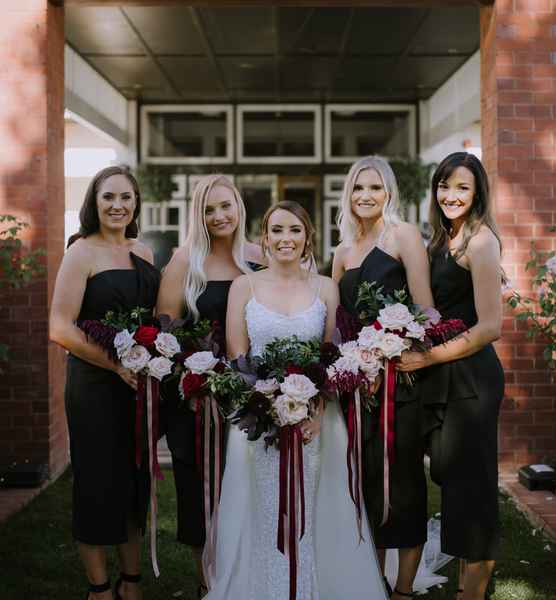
[323,174,346,198]
[324,104,417,164]
[323,198,341,264]
[141,104,234,165]
[236,104,322,165]
[141,200,187,247]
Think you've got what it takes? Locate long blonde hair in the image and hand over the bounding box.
[183,174,249,321]
[337,155,402,244]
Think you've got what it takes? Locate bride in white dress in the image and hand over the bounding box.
[203,201,388,600]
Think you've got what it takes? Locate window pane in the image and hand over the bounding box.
[242,111,315,158]
[167,207,180,226]
[331,228,340,247]
[329,110,410,158]
[147,111,228,159]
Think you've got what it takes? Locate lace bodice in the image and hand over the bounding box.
[245,296,327,357]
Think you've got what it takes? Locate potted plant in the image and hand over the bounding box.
[135,164,176,203]
[390,157,436,222]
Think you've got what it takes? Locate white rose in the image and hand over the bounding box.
[254,378,280,396]
[357,326,385,350]
[184,351,219,374]
[273,394,309,426]
[148,356,173,381]
[121,344,151,373]
[114,329,136,359]
[327,355,360,378]
[280,373,318,403]
[376,333,407,360]
[378,303,415,331]
[546,255,556,275]
[405,320,426,341]
[339,341,359,358]
[355,348,383,380]
[154,332,181,358]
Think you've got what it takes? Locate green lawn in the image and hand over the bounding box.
[0,467,554,599]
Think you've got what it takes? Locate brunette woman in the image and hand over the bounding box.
[50,166,160,600]
[332,156,434,599]
[398,152,504,600]
[156,174,263,598]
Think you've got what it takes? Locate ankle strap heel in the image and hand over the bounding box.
[86,580,110,599]
[114,573,141,600]
[394,589,417,598]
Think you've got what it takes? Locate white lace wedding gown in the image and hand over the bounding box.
[204,294,388,600]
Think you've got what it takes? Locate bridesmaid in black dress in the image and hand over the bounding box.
[156,174,264,599]
[399,152,504,600]
[50,166,160,600]
[333,156,434,599]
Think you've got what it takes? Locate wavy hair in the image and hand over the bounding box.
[67,165,140,248]
[183,174,249,321]
[428,152,502,260]
[337,155,402,244]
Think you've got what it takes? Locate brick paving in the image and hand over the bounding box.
[500,468,556,542]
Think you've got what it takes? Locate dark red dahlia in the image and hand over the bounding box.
[247,391,272,418]
[285,365,305,376]
[320,342,340,367]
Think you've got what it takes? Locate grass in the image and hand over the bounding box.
[1,467,555,599]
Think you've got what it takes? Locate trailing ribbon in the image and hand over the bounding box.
[199,395,224,589]
[145,375,164,578]
[379,360,396,526]
[277,426,305,600]
[346,389,365,542]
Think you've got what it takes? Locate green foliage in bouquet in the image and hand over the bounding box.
[507,241,556,367]
[208,369,252,408]
[356,281,427,326]
[102,306,151,331]
[169,318,213,346]
[261,336,323,380]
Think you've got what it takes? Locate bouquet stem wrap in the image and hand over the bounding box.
[198,395,223,588]
[136,375,164,577]
[379,360,396,526]
[346,388,365,542]
[277,425,306,600]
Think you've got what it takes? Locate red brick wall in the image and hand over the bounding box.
[481,1,556,470]
[0,1,67,478]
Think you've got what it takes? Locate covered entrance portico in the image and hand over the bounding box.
[0,0,554,480]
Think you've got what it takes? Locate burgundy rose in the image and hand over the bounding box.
[285,365,305,376]
[320,342,340,367]
[305,362,327,389]
[182,372,206,398]
[213,361,226,374]
[247,391,272,418]
[134,325,160,347]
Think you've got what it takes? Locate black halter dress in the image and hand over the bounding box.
[65,252,160,545]
[339,246,428,549]
[422,251,504,560]
[164,280,233,547]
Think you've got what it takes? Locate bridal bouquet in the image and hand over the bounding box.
[230,336,335,600]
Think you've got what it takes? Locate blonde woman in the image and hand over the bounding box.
[332,156,434,599]
[156,175,263,598]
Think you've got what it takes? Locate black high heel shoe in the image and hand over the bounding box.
[383,576,393,596]
[197,583,209,599]
[114,572,141,600]
[392,589,417,598]
[86,580,110,599]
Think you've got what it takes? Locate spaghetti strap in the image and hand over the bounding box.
[313,275,323,303]
[246,274,256,301]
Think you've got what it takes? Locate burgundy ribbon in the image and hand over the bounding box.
[379,360,396,525]
[345,390,365,541]
[199,396,224,589]
[277,425,305,600]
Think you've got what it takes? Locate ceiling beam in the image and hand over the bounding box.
[82,51,473,59]
[118,7,183,98]
[272,7,281,101]
[326,7,355,101]
[188,7,231,100]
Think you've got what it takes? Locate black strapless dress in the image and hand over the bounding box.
[422,252,504,560]
[164,281,233,547]
[339,247,427,549]
[65,252,160,545]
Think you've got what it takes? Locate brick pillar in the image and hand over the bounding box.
[0,1,67,479]
[481,0,556,470]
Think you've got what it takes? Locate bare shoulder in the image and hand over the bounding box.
[467,226,500,257]
[167,245,189,269]
[245,241,265,265]
[229,273,252,295]
[131,240,154,264]
[63,238,94,272]
[332,241,350,266]
[316,274,339,298]
[392,221,422,243]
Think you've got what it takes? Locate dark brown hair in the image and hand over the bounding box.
[261,200,316,261]
[66,165,141,248]
[428,152,502,259]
